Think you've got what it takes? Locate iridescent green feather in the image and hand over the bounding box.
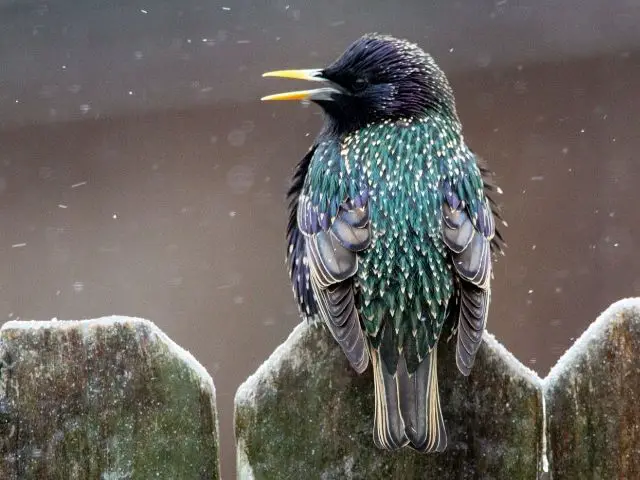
[302,113,487,373]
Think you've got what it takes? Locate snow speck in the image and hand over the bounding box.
[229,211,237,218]
[73,281,84,293]
[12,243,26,248]
[222,6,231,11]
[79,104,91,114]
[58,204,68,209]
[140,9,148,14]
[71,181,87,188]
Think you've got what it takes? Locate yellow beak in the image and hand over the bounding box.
[260,90,320,102]
[261,69,341,102]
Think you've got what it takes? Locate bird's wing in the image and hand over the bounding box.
[441,165,501,376]
[297,187,372,374]
[286,147,319,320]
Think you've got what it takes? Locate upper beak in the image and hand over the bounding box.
[261,69,341,102]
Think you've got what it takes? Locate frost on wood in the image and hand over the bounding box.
[0,316,220,480]
[234,322,543,479]
[545,298,640,479]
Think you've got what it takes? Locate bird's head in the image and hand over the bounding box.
[262,33,458,133]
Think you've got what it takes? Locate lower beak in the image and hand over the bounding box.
[261,69,341,102]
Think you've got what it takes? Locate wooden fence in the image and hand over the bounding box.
[1,298,638,479]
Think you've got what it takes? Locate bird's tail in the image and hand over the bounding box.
[371,343,447,452]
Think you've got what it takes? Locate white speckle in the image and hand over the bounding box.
[71,181,87,188]
[530,175,544,181]
[222,6,231,10]
[58,204,68,209]
[614,243,619,247]
[140,9,148,14]
[12,243,26,248]
[73,281,84,293]
[112,213,117,219]
[79,104,91,114]
[531,244,536,250]
[580,128,585,133]
[128,91,133,95]
[236,40,251,44]
[528,289,534,294]
[229,211,237,217]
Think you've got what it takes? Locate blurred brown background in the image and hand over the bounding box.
[1,0,638,476]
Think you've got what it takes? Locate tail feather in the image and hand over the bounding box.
[371,344,447,453]
[371,345,408,449]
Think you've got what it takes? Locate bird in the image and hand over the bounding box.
[261,33,505,453]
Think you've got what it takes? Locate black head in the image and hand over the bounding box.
[262,34,458,134]
[320,34,457,128]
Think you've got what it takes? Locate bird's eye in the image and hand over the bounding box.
[352,78,368,92]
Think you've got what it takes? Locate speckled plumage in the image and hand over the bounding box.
[277,34,505,453]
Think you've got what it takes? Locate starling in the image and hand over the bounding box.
[262,33,505,452]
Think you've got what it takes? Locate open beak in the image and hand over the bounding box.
[261,69,341,102]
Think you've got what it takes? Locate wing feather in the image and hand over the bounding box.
[442,182,496,376]
[287,145,372,373]
[303,195,372,373]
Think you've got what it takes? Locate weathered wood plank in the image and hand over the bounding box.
[546,298,640,479]
[0,317,220,480]
[235,322,544,479]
